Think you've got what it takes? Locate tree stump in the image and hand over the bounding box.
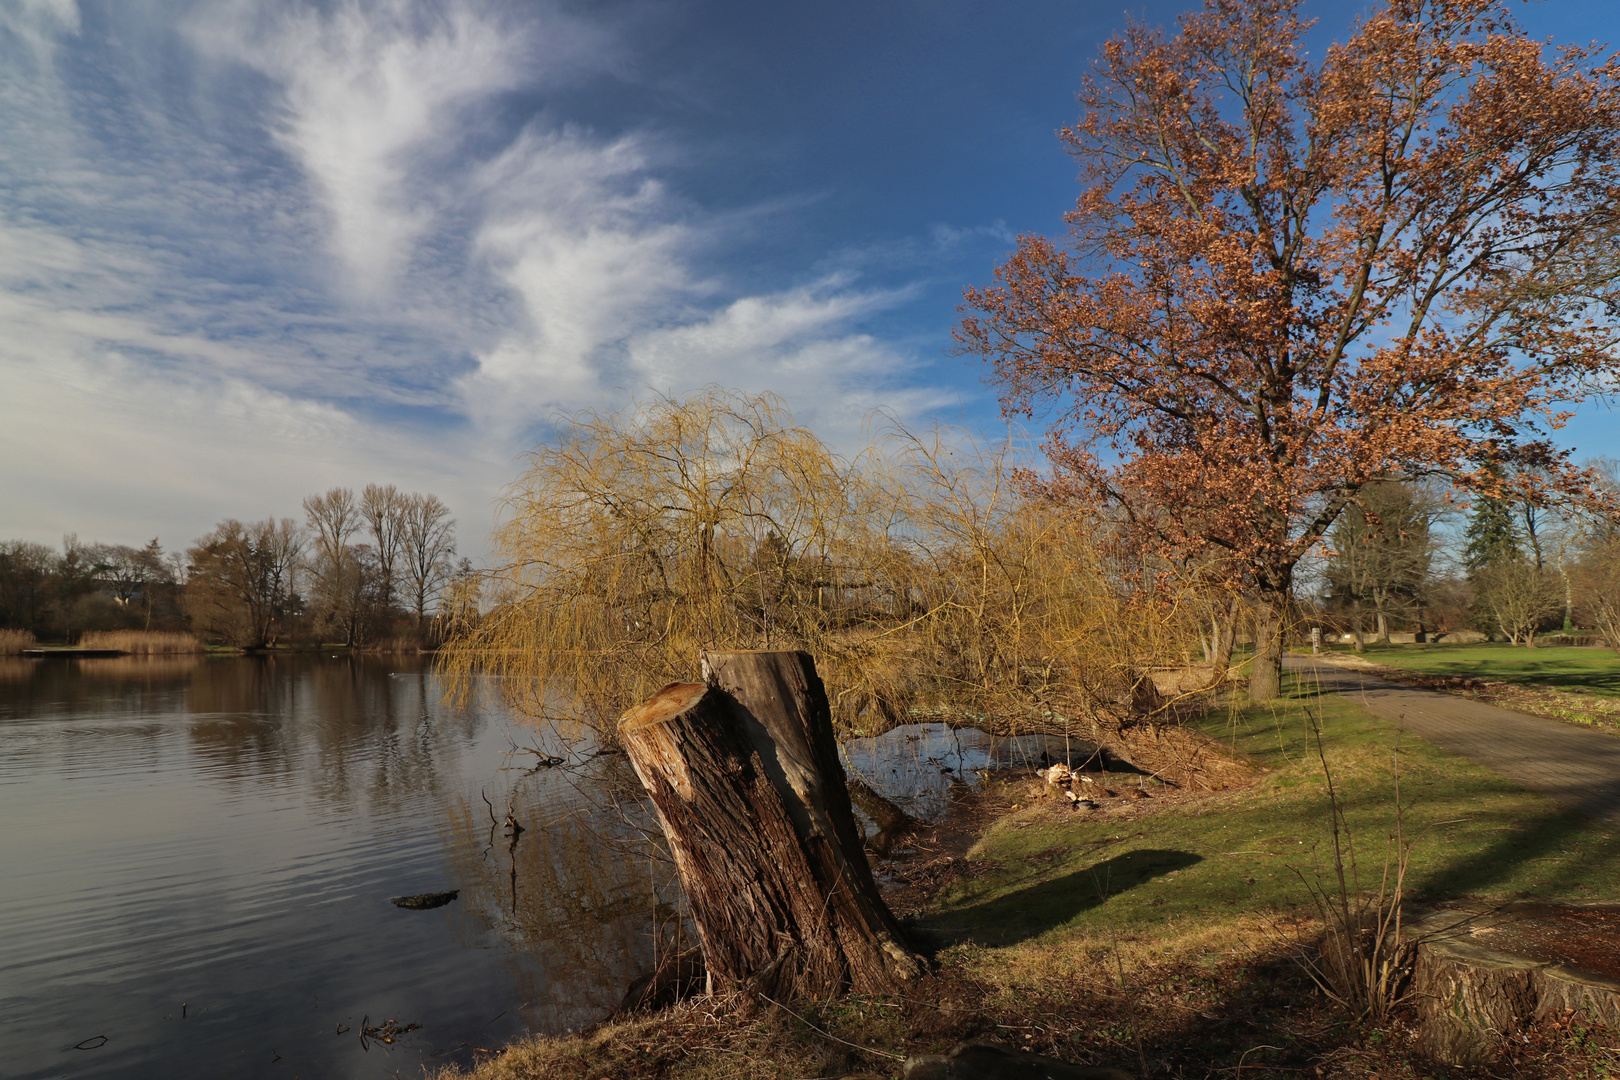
[1407,903,1620,1065]
[618,649,926,999]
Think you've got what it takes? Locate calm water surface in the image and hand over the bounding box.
[0,655,1065,1080]
[0,654,676,1080]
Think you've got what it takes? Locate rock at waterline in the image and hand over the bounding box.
[389,890,459,910]
[903,1041,1135,1080]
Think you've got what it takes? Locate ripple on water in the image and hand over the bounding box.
[0,655,671,1080]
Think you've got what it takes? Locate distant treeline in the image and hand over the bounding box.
[0,485,464,649]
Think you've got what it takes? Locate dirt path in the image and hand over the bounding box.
[1286,654,1620,825]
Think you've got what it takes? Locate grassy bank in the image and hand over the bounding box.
[437,682,1620,1080]
[1343,642,1620,698]
[1319,642,1620,733]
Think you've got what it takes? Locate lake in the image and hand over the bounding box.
[0,654,1063,1079]
[0,654,685,1079]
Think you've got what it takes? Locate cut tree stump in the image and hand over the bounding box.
[1407,903,1620,1065]
[618,649,926,999]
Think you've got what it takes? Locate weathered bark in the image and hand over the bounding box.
[1411,939,1539,1065]
[1248,593,1285,702]
[618,649,926,1000]
[1408,906,1620,1065]
[1211,595,1238,678]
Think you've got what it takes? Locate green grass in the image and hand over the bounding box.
[922,678,1620,951]
[1336,641,1620,698]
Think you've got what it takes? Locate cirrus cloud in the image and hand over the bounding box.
[0,0,970,554]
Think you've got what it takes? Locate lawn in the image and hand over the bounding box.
[923,676,1620,953]
[1334,641,1620,698]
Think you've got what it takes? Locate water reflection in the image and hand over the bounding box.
[0,655,682,1080]
[179,656,486,814]
[2,662,1053,1080]
[0,653,197,720]
[841,722,1109,821]
[440,748,687,1033]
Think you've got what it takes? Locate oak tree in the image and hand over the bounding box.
[960,0,1620,698]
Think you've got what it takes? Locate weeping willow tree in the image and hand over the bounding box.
[879,426,1198,723]
[440,388,1199,737]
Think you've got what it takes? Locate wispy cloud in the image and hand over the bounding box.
[624,278,952,441]
[1,0,79,55]
[187,0,610,296]
[458,126,696,422]
[0,0,958,551]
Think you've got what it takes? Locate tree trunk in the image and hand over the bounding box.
[1248,593,1284,702]
[1212,596,1238,677]
[1407,905,1620,1066]
[618,650,925,1000]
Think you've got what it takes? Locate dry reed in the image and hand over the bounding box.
[79,630,203,654]
[365,635,425,654]
[0,628,35,654]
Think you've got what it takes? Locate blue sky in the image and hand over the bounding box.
[3,0,1619,557]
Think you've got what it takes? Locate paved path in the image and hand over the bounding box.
[1286,655,1620,825]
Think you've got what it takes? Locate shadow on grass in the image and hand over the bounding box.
[1491,669,1620,695]
[1411,804,1620,902]
[933,848,1202,946]
[1342,645,1620,697]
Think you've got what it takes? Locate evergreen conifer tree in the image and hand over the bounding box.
[1464,497,1523,575]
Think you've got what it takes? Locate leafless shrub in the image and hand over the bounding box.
[1291,711,1417,1021]
[1474,560,1563,646]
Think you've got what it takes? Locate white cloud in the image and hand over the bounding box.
[458,127,696,422]
[0,0,80,48]
[0,332,503,554]
[623,279,954,442]
[0,219,501,551]
[0,0,965,555]
[188,0,609,296]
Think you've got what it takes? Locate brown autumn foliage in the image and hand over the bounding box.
[958,0,1620,700]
